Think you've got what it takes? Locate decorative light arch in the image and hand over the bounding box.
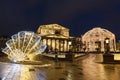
[82,27,116,52]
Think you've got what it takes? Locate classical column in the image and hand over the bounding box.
[59,40,61,51]
[55,39,57,51]
[101,39,104,52]
[65,40,68,52]
[63,40,65,52]
[66,40,68,52]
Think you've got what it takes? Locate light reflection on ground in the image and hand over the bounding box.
[0,54,120,80]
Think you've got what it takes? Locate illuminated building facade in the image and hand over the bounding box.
[82,27,116,52]
[37,24,82,53]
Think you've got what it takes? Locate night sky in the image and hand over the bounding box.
[0,0,120,40]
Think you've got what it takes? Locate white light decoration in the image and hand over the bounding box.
[2,31,47,62]
[82,27,116,52]
[105,39,109,44]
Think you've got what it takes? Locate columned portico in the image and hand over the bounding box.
[37,24,75,53]
[41,36,71,52]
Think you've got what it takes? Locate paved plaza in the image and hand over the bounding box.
[0,54,120,80]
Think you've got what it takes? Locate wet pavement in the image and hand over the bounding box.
[0,54,120,80]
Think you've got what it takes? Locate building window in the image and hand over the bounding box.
[55,30,61,35]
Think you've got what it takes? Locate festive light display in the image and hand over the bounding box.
[82,27,116,52]
[2,31,47,62]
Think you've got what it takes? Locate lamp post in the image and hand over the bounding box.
[68,41,72,45]
[105,38,110,54]
[65,40,74,61]
[68,41,72,52]
[103,38,114,63]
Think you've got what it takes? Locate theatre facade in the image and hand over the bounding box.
[37,24,82,53]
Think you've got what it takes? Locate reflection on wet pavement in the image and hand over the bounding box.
[0,54,120,80]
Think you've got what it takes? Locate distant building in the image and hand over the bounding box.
[0,36,9,49]
[116,41,120,52]
[0,36,9,55]
[37,24,82,53]
[82,27,116,52]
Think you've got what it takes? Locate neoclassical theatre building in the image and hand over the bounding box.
[82,27,116,52]
[37,24,81,53]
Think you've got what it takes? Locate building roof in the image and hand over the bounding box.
[82,27,115,40]
[38,24,69,30]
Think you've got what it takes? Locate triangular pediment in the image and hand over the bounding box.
[39,24,69,30]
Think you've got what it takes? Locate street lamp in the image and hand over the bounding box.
[68,41,72,52]
[65,40,74,61]
[105,38,110,54]
[68,41,72,45]
[105,38,109,44]
[103,38,114,63]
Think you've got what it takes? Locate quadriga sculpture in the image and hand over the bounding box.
[2,31,47,62]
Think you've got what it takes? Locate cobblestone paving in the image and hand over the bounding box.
[0,54,120,80]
